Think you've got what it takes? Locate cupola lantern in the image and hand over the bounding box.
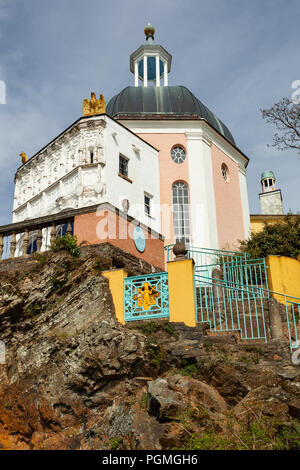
[130,24,172,87]
[259,170,284,215]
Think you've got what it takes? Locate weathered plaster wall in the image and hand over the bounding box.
[266,255,300,302]
[74,209,165,270]
[211,143,245,249]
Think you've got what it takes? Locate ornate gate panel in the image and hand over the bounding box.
[124,272,169,321]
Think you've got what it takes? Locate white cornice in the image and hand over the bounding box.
[121,119,249,170]
[186,130,212,147]
[16,116,106,177]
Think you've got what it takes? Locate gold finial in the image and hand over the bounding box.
[20,152,28,165]
[83,92,106,116]
[144,22,155,42]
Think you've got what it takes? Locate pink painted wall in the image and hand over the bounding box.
[211,144,245,249]
[137,133,189,247]
[74,209,165,270]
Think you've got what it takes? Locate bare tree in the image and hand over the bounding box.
[261,98,300,153]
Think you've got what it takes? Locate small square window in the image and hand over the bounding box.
[119,155,129,177]
[144,194,151,216]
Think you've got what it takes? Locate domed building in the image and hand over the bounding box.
[106,24,251,250]
[6,24,251,267]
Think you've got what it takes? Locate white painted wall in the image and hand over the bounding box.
[103,117,161,233]
[13,115,161,233]
[186,131,219,249]
[123,119,249,250]
[238,168,251,239]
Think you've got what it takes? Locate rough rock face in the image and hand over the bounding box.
[147,375,227,421]
[0,247,299,450]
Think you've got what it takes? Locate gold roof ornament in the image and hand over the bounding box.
[83,92,106,116]
[19,152,28,165]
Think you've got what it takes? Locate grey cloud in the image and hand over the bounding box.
[0,0,299,225]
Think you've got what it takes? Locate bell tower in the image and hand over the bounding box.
[259,170,284,215]
[130,23,172,87]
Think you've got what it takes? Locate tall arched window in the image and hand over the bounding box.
[172,181,191,246]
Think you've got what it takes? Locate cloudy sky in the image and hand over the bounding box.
[0,0,299,226]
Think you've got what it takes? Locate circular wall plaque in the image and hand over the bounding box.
[133,226,146,253]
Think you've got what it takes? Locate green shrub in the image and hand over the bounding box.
[177,418,300,451]
[4,403,13,410]
[146,340,164,369]
[137,321,161,336]
[240,214,300,260]
[140,393,148,408]
[50,273,69,293]
[177,363,199,378]
[34,253,48,266]
[50,235,81,258]
[162,323,178,337]
[109,438,121,450]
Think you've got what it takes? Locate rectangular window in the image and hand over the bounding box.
[119,155,129,177]
[144,193,152,216]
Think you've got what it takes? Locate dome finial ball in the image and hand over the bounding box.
[144,23,155,39]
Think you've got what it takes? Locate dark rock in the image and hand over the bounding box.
[147,375,227,422]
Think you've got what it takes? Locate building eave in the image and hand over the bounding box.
[116,115,250,167]
[15,113,159,178]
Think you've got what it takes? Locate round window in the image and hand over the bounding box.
[171,146,186,163]
[221,164,229,182]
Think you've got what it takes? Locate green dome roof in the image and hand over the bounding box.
[261,170,275,180]
[107,86,235,145]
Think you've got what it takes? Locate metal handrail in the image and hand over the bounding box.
[194,273,300,350]
[165,243,250,258]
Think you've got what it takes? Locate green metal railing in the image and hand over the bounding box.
[165,244,250,283]
[165,245,267,290]
[266,290,300,351]
[194,273,268,342]
[165,244,250,266]
[166,244,300,351]
[223,258,269,299]
[194,274,300,350]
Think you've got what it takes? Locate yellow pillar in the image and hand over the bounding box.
[167,259,196,327]
[266,255,300,303]
[102,269,127,325]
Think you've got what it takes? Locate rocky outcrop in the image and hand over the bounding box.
[0,248,299,450]
[147,375,227,421]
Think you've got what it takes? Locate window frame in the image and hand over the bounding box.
[119,154,129,178]
[172,181,191,246]
[171,145,186,164]
[144,193,152,216]
[221,163,229,182]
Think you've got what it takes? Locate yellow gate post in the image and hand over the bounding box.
[102,269,127,325]
[167,257,197,327]
[266,255,300,303]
